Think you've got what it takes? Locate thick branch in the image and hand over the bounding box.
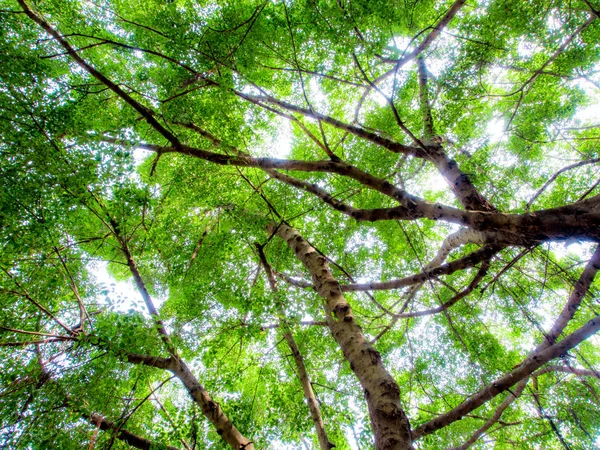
[85,412,179,450]
[395,260,490,319]
[237,92,421,156]
[100,216,253,449]
[412,315,600,439]
[120,350,253,449]
[110,139,600,244]
[167,359,254,450]
[408,0,467,62]
[119,240,175,353]
[416,57,435,139]
[124,353,175,370]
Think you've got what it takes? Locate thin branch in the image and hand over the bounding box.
[395,260,490,319]
[526,158,600,211]
[148,382,192,450]
[256,243,334,450]
[53,246,91,330]
[1,267,74,335]
[18,0,181,147]
[533,364,600,379]
[0,338,74,347]
[342,245,500,292]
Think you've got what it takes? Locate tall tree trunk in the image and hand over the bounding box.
[274,223,413,450]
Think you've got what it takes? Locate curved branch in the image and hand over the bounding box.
[84,412,179,450]
[342,244,499,292]
[526,158,600,211]
[450,244,600,448]
[412,313,600,440]
[395,260,490,319]
[533,364,600,379]
[107,137,600,244]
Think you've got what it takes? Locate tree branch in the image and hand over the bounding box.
[84,412,179,450]
[18,0,181,147]
[412,313,600,440]
[255,244,334,450]
[342,244,499,292]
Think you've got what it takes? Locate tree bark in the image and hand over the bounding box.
[169,358,254,450]
[274,223,414,450]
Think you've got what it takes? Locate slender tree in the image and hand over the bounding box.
[1,0,599,448]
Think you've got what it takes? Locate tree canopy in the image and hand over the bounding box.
[1,0,600,448]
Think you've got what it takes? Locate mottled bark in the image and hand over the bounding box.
[424,144,497,212]
[125,352,173,370]
[274,223,413,450]
[416,56,435,140]
[114,222,253,448]
[169,359,254,450]
[416,54,495,212]
[122,351,254,449]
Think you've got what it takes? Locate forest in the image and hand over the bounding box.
[1,0,600,448]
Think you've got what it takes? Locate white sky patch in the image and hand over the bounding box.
[548,240,596,261]
[268,118,292,158]
[570,69,600,124]
[390,36,413,54]
[373,88,389,106]
[517,39,541,59]
[426,171,448,193]
[308,77,328,110]
[133,146,153,166]
[91,260,166,315]
[425,51,452,78]
[486,118,508,144]
[573,102,600,124]
[546,11,563,32]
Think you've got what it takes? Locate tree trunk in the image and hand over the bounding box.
[274,223,413,450]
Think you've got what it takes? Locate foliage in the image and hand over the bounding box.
[1,0,600,449]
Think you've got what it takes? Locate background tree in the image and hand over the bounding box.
[1,0,600,448]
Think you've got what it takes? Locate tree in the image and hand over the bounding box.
[1,0,599,448]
